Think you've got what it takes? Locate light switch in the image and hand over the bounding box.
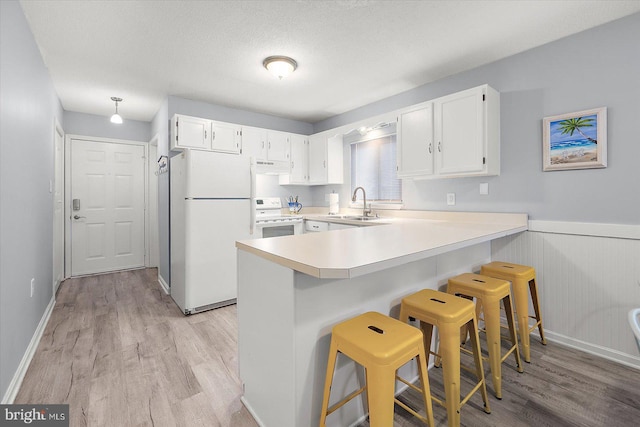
[480,183,489,195]
[447,193,456,205]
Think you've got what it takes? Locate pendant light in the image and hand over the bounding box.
[263,56,297,80]
[110,97,123,124]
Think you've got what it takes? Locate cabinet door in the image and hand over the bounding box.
[241,126,268,159]
[172,114,211,150]
[397,103,433,177]
[435,87,485,175]
[267,131,290,162]
[309,134,344,185]
[211,121,241,154]
[308,134,327,185]
[289,134,309,184]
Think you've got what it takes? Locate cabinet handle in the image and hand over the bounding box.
[269,141,271,149]
[323,160,326,168]
[428,142,432,153]
[262,141,265,149]
[438,141,441,152]
[204,130,207,139]
[212,131,216,140]
[291,161,294,169]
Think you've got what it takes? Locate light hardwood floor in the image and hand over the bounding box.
[15,268,640,426]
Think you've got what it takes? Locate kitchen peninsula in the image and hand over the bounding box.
[235,211,527,427]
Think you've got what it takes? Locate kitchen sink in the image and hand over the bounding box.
[326,215,379,221]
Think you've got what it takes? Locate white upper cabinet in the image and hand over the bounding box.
[171,114,241,154]
[396,84,500,179]
[288,134,309,184]
[211,120,241,154]
[308,134,344,185]
[396,102,434,178]
[241,126,268,159]
[267,131,291,162]
[434,84,499,178]
[171,114,211,151]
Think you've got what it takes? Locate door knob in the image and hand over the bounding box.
[73,215,86,220]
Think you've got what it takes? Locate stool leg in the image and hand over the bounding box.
[503,295,524,373]
[529,278,547,345]
[513,278,531,363]
[417,348,435,427]
[482,297,503,399]
[467,318,491,414]
[365,365,396,427]
[319,339,339,427]
[439,322,462,427]
[420,322,435,367]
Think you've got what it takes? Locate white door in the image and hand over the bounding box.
[53,122,64,293]
[70,139,145,276]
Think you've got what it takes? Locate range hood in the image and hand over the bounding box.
[255,159,290,175]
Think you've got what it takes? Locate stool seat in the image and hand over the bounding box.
[400,289,491,427]
[332,311,425,365]
[447,273,523,399]
[481,261,535,280]
[481,261,546,363]
[320,311,434,427]
[401,289,477,324]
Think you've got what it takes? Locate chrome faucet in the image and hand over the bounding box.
[351,186,371,217]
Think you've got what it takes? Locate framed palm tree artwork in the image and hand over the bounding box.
[542,107,607,171]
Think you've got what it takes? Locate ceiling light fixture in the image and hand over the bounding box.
[263,56,297,80]
[110,97,123,124]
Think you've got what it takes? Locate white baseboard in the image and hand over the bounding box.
[1,296,56,404]
[535,330,640,370]
[158,274,170,294]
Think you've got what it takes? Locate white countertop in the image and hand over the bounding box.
[236,211,528,279]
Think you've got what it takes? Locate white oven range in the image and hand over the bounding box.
[254,197,303,238]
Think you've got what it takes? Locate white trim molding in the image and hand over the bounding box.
[529,219,640,240]
[158,274,170,294]
[1,296,55,404]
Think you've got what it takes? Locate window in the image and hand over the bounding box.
[350,133,402,202]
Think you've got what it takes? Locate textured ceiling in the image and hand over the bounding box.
[19,0,640,123]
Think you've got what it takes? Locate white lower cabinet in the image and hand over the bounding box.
[396,84,500,179]
[304,220,329,233]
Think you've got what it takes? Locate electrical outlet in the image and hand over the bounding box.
[30,278,35,297]
[447,193,456,206]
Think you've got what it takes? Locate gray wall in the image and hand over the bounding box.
[0,0,64,399]
[154,96,313,287]
[313,12,640,225]
[65,111,151,142]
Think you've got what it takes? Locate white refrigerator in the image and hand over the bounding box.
[170,149,254,314]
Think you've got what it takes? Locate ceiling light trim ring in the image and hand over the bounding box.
[263,56,298,79]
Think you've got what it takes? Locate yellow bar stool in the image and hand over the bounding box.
[399,289,491,427]
[319,311,434,427]
[481,261,546,362]
[446,273,524,399]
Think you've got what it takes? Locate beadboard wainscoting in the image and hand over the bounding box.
[491,221,640,369]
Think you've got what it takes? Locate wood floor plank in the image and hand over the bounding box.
[14,268,640,427]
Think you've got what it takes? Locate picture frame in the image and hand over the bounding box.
[542,107,607,171]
